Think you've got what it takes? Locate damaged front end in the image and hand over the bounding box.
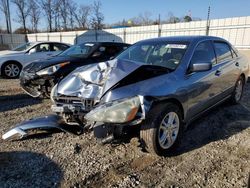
[51,57,173,142]
[51,61,115,125]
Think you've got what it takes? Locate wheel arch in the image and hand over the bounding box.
[151,97,185,121]
[240,73,246,84]
[1,60,23,70]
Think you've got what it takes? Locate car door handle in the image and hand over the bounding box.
[215,70,221,76]
[47,53,53,56]
[235,62,239,67]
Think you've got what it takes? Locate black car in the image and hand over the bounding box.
[20,42,130,98]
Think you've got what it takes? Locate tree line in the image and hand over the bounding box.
[0,0,104,33]
[0,0,198,34]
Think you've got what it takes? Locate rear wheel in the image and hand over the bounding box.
[140,103,184,156]
[231,76,244,104]
[2,62,22,78]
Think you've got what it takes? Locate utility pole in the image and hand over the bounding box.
[6,0,13,47]
[206,6,211,36]
[6,0,11,33]
[158,14,161,37]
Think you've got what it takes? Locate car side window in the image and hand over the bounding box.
[105,45,120,56]
[231,48,238,58]
[213,42,233,62]
[53,43,68,51]
[35,43,51,52]
[190,41,216,66]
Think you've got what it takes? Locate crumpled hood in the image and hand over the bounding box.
[54,59,169,101]
[55,59,141,100]
[23,56,74,72]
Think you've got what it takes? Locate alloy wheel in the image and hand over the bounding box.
[158,111,180,149]
[4,64,20,78]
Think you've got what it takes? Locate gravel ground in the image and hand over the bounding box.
[0,79,249,188]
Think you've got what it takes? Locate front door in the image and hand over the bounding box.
[24,43,55,63]
[185,40,222,119]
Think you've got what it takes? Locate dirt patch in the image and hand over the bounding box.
[0,79,249,187]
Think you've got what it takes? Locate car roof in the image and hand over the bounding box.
[78,42,130,46]
[32,41,71,46]
[138,35,227,44]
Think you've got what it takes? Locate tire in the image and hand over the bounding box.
[231,76,244,104]
[1,62,22,78]
[140,102,184,156]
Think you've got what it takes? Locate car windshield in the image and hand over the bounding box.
[117,41,188,70]
[59,43,95,57]
[12,42,34,51]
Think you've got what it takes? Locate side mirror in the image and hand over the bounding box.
[28,48,36,54]
[189,62,212,73]
[92,51,102,58]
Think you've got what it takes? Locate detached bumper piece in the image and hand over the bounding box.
[20,84,41,98]
[2,114,83,140]
[20,71,41,97]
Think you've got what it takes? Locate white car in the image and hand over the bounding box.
[0,41,70,78]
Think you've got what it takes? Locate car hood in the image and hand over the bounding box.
[23,56,76,72]
[0,50,24,56]
[53,59,170,102]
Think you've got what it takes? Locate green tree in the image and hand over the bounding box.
[184,15,192,22]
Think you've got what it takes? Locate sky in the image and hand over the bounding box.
[76,0,250,24]
[2,0,250,30]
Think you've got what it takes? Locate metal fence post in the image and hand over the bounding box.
[75,32,78,44]
[95,30,98,42]
[60,32,62,42]
[158,25,161,37]
[0,35,3,45]
[123,28,126,43]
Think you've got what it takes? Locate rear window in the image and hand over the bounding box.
[53,43,68,51]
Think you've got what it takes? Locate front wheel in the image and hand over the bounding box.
[2,62,22,78]
[140,103,184,156]
[231,76,244,104]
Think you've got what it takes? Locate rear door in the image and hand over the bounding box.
[51,43,69,56]
[212,41,240,98]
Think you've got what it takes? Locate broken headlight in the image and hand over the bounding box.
[37,62,70,76]
[85,96,140,123]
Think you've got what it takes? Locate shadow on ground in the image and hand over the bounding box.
[173,102,250,156]
[0,151,63,188]
[0,94,42,113]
